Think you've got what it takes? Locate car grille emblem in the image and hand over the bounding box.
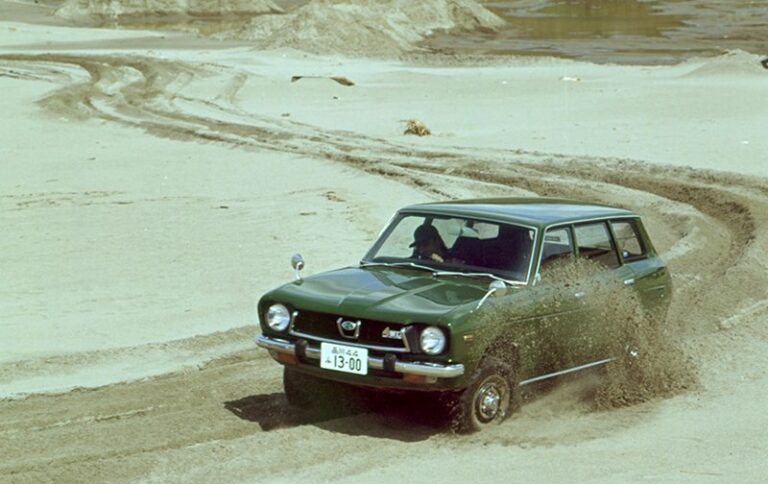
[336,317,362,339]
[381,326,403,340]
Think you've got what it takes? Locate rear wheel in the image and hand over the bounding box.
[447,357,519,433]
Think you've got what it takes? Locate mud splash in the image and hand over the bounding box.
[595,308,699,409]
[542,258,698,408]
[477,257,698,413]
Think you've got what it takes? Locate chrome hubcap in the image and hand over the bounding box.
[476,382,503,421]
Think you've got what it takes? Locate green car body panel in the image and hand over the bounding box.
[256,198,671,392]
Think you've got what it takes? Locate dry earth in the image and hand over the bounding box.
[1,1,768,483]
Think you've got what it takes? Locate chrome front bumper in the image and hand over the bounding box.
[255,334,465,378]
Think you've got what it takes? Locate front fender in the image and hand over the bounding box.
[447,292,538,383]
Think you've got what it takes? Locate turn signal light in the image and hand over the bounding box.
[272,351,298,365]
[403,374,436,384]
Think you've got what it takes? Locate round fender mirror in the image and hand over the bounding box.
[290,253,305,271]
[489,280,507,298]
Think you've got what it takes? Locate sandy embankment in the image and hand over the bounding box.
[1,0,768,482]
[54,0,283,25]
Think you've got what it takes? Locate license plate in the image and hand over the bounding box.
[320,342,368,375]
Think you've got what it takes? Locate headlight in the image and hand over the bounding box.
[420,326,446,355]
[266,304,291,331]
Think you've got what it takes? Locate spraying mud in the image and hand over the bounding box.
[596,312,698,409]
[547,259,698,409]
[541,258,698,409]
[477,257,698,414]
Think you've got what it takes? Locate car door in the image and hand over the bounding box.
[609,218,671,319]
[571,220,634,362]
[526,225,593,376]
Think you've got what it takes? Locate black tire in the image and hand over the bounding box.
[283,367,363,415]
[447,357,519,433]
[283,366,318,409]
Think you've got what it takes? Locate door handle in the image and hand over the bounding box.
[624,278,636,286]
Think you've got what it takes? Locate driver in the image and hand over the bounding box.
[410,225,448,263]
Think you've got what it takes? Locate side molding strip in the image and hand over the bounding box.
[519,358,615,386]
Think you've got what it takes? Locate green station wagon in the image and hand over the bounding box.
[256,198,671,431]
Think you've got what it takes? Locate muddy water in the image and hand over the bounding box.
[422,0,768,64]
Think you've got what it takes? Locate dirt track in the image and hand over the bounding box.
[2,48,768,481]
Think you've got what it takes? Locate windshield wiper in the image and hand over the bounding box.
[433,270,525,285]
[359,261,438,273]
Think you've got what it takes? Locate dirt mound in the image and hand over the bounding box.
[55,0,283,24]
[682,50,768,78]
[227,0,505,57]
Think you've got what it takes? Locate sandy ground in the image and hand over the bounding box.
[1,1,768,482]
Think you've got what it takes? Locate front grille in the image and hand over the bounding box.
[290,310,408,352]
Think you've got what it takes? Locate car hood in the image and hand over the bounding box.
[264,266,491,324]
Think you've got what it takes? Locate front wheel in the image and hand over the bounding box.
[446,357,518,433]
[283,366,320,409]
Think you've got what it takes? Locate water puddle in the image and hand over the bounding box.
[422,0,767,64]
[490,0,686,39]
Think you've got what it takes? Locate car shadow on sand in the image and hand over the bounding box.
[224,391,449,442]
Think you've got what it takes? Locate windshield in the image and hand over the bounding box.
[362,213,536,283]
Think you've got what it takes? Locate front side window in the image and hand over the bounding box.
[364,214,535,282]
[574,222,620,268]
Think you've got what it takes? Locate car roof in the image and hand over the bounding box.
[400,198,638,228]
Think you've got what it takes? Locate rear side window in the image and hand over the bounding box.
[574,222,620,268]
[611,220,647,262]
